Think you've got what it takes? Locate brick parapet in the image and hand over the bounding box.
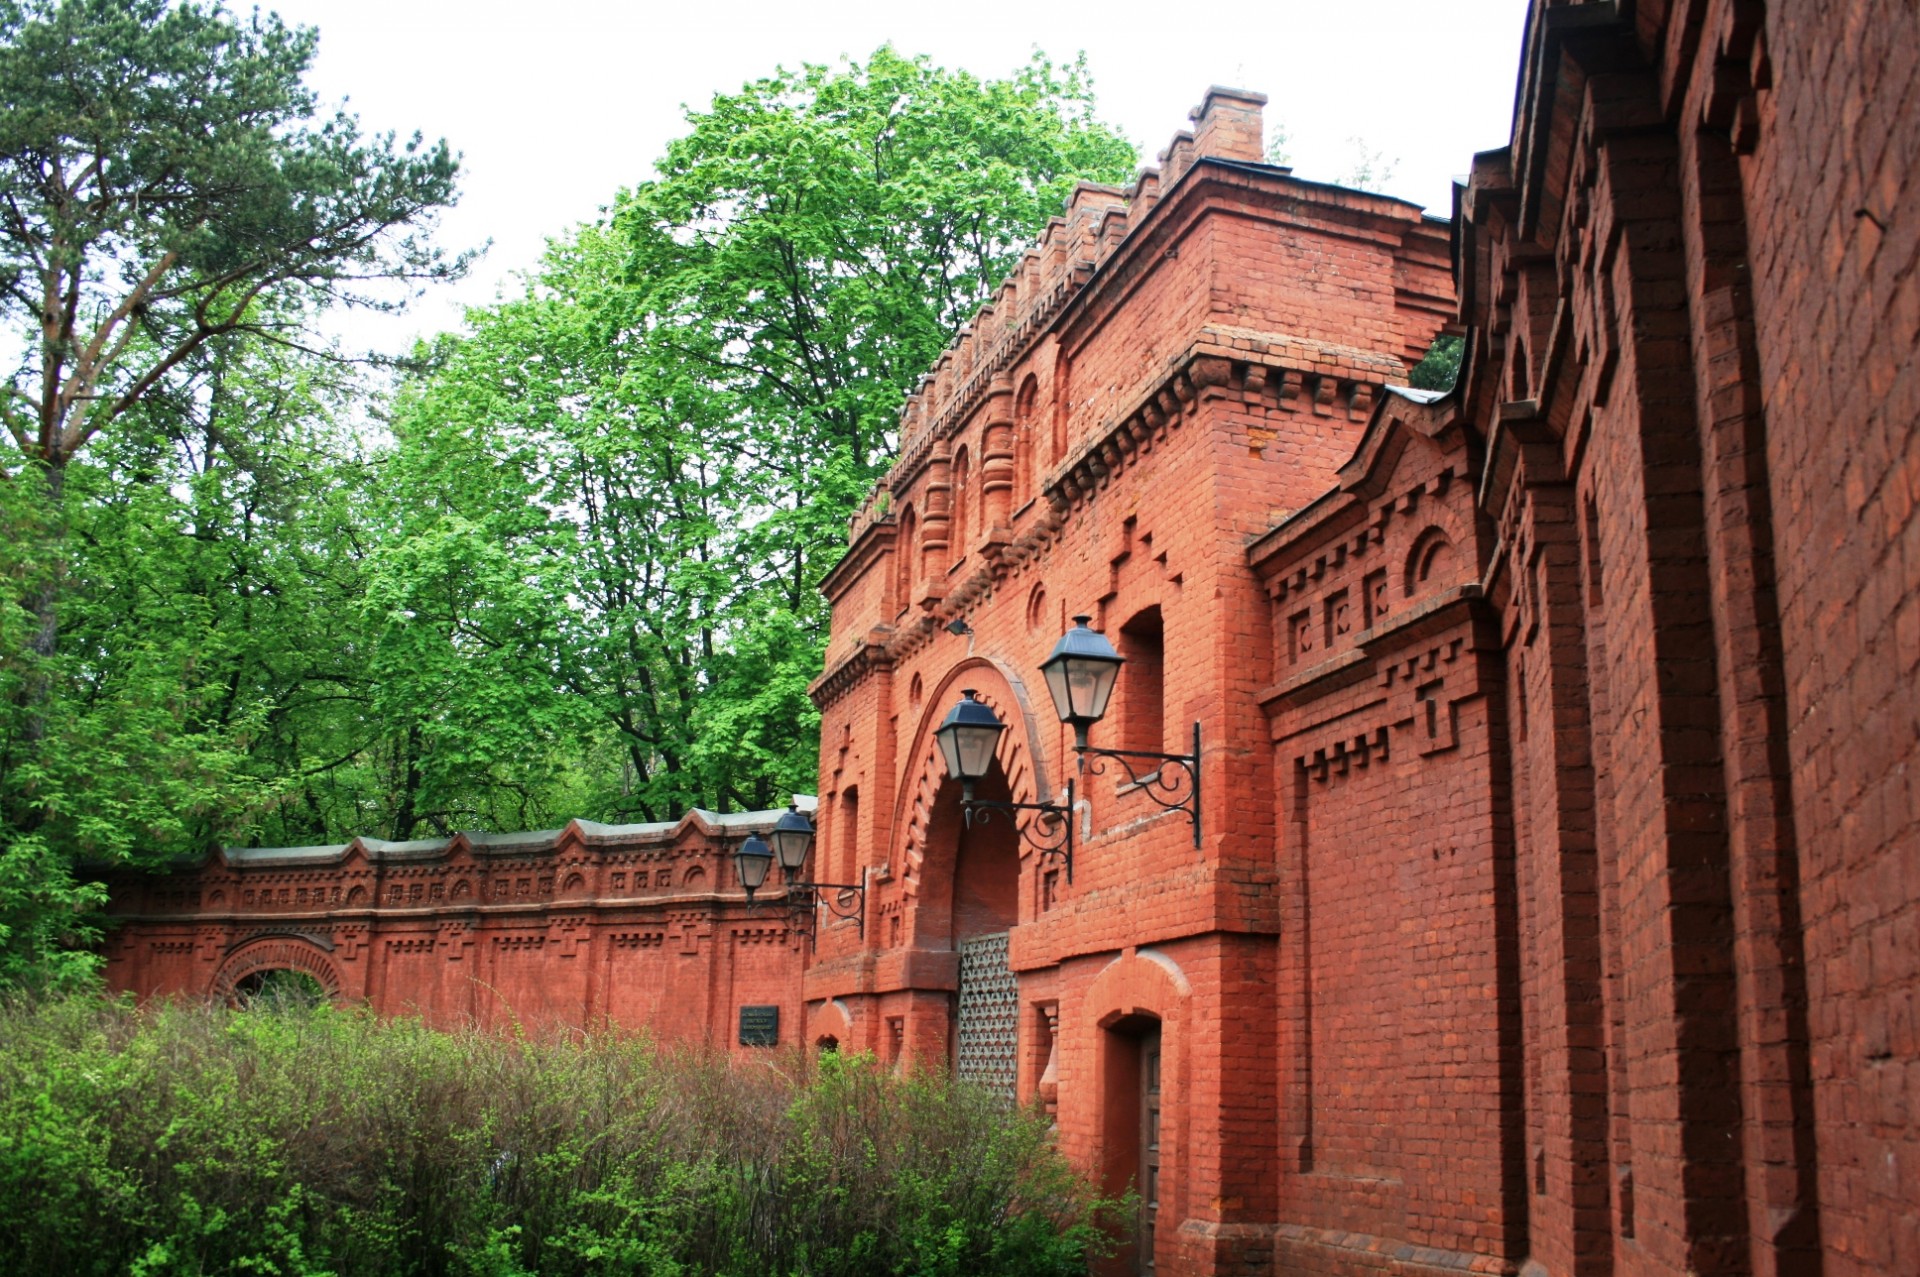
[101,808,809,1045]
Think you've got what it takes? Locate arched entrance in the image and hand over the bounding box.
[916,763,1022,1096]
[210,935,344,1008]
[232,968,328,1009]
[1101,1014,1164,1275]
[1086,950,1188,1277]
[949,765,1020,1098]
[892,664,1056,1099]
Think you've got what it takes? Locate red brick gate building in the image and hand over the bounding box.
[104,0,1920,1274]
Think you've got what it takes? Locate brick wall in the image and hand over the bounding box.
[102,812,807,1049]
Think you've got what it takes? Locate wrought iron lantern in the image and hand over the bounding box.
[1040,617,1203,848]
[738,805,865,943]
[932,690,1075,882]
[934,689,1007,802]
[768,804,815,875]
[1039,616,1124,750]
[733,834,774,899]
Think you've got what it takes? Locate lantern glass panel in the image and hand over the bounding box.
[769,808,814,873]
[1040,618,1123,724]
[953,722,1000,778]
[936,722,966,780]
[1077,657,1121,721]
[735,836,773,892]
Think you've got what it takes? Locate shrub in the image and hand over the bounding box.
[0,995,1121,1275]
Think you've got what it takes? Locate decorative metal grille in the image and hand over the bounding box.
[956,931,1019,1100]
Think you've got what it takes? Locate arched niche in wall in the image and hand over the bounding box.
[950,446,971,569]
[211,934,345,1006]
[806,997,854,1051]
[894,504,918,615]
[1013,374,1039,509]
[1404,526,1459,599]
[1117,605,1166,754]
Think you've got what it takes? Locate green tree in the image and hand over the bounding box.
[0,0,463,985]
[1338,136,1400,193]
[0,0,463,691]
[386,47,1136,820]
[0,0,463,477]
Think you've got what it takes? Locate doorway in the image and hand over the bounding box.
[1138,1027,1163,1274]
[936,763,1021,1098]
[1102,1016,1164,1275]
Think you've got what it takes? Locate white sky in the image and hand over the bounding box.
[267,0,1531,354]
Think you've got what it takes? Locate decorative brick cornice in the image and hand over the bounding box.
[806,635,894,711]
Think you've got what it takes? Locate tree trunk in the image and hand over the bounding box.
[391,723,424,841]
[20,458,66,742]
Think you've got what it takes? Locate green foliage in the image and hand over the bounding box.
[0,28,1134,981]
[1263,124,1292,168]
[1407,334,1465,392]
[0,995,1123,1276]
[377,47,1135,820]
[619,46,1136,470]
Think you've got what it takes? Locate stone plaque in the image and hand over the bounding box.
[738,1004,780,1047]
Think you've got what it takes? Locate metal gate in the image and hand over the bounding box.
[956,931,1019,1099]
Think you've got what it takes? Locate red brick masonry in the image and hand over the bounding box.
[105,1,1919,1273]
[103,811,804,1043]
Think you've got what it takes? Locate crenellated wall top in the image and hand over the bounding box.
[846,87,1275,533]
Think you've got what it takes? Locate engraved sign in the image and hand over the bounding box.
[738,1004,780,1047]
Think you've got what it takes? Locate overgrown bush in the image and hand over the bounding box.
[0,996,1122,1275]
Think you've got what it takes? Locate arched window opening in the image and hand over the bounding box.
[1119,607,1166,755]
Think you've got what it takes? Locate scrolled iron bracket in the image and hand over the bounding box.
[961,777,1076,883]
[1080,721,1202,848]
[781,873,866,946]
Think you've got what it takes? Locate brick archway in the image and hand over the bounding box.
[890,655,1060,894]
[210,935,345,1005]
